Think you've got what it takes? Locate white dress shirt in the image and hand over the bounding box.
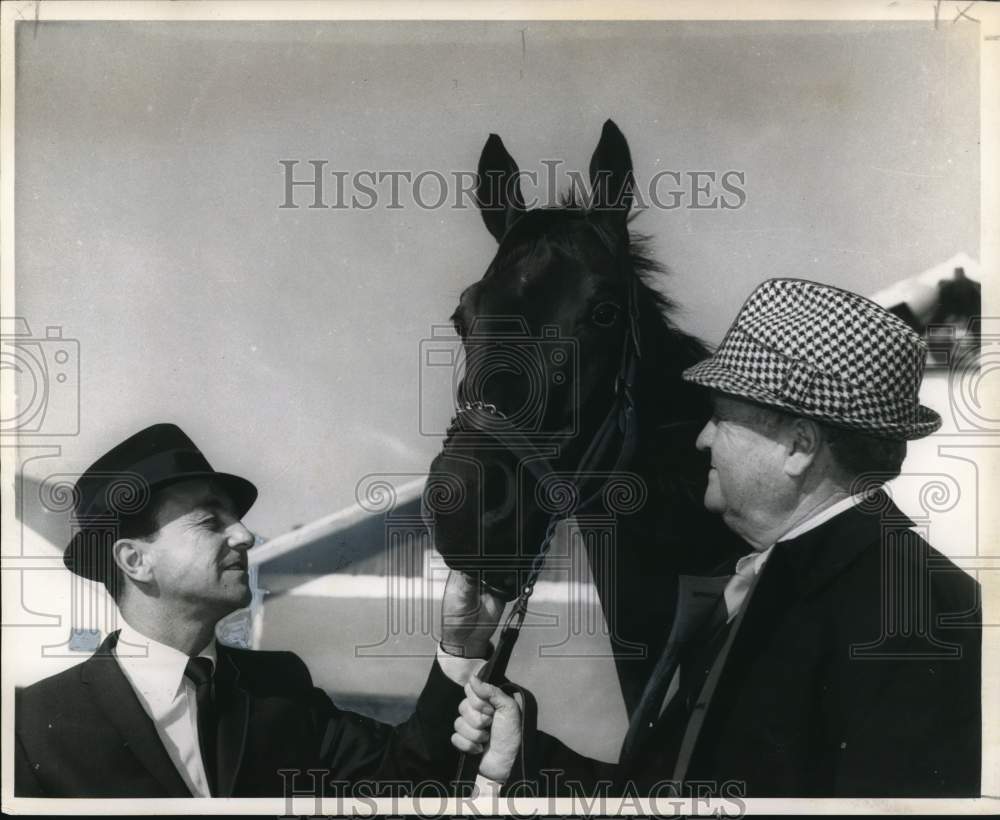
[115,621,217,797]
[723,493,864,621]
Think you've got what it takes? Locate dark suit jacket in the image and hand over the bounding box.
[15,631,463,797]
[516,492,982,797]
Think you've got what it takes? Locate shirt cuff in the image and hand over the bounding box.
[475,773,504,796]
[436,643,488,686]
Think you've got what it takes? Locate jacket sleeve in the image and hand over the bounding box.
[14,728,47,797]
[502,722,621,797]
[304,657,465,793]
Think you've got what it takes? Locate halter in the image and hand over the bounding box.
[451,214,644,786]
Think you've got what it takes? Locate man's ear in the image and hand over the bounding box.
[784,417,821,477]
[112,538,153,585]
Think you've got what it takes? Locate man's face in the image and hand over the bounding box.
[695,394,791,543]
[139,479,254,620]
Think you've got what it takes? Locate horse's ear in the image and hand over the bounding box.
[589,119,634,228]
[477,133,526,243]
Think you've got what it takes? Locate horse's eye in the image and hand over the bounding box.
[591,301,620,327]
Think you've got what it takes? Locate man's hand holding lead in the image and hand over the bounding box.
[451,675,521,784]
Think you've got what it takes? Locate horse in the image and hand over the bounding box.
[425,119,746,713]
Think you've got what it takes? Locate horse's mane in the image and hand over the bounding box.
[628,234,712,367]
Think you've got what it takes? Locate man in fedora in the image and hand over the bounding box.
[450,278,982,797]
[14,423,501,798]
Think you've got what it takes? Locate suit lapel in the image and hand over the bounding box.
[214,645,251,797]
[671,568,762,782]
[620,574,730,766]
[81,631,192,797]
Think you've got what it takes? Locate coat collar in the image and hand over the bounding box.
[771,488,914,599]
[81,630,193,797]
[727,489,914,655]
[669,573,732,644]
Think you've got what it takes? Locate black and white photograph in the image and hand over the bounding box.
[1,0,997,814]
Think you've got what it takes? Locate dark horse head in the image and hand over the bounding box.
[426,120,744,709]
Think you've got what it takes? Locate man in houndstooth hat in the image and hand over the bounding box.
[451,278,981,798]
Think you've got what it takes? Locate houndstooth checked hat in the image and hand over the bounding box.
[682,278,942,440]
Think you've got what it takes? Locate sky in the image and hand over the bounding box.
[13,19,980,544]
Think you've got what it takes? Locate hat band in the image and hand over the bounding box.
[77,449,215,517]
[729,330,918,425]
[781,360,847,413]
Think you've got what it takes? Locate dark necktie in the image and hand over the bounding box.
[184,656,217,796]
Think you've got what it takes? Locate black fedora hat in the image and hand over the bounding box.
[63,423,258,583]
